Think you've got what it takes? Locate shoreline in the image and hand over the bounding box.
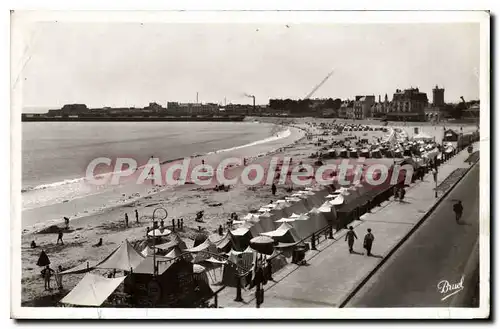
[21,122,305,235]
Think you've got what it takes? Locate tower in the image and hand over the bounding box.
[432,85,445,107]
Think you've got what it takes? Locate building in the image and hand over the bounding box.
[338,100,353,119]
[371,94,390,118]
[432,85,445,107]
[353,95,375,119]
[167,102,219,115]
[386,88,428,121]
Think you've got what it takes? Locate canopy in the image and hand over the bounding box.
[155,233,188,252]
[231,227,250,236]
[329,195,344,206]
[133,255,174,275]
[60,273,126,306]
[147,228,172,237]
[165,246,184,259]
[317,201,333,213]
[185,238,217,254]
[204,257,227,265]
[211,232,233,251]
[141,246,155,257]
[261,222,295,238]
[242,213,259,221]
[95,240,145,271]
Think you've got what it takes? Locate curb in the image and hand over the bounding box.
[339,156,480,308]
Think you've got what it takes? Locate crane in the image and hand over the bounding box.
[304,70,334,99]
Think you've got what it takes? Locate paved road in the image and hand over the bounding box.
[346,163,480,307]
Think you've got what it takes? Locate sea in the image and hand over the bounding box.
[21,121,299,232]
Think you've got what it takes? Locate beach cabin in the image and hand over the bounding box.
[443,129,459,142]
[349,148,359,158]
[393,149,403,158]
[128,256,212,308]
[360,148,370,158]
[339,148,348,158]
[371,148,382,158]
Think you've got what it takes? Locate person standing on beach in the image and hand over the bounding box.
[55,265,63,290]
[363,229,375,256]
[345,226,357,253]
[271,183,277,196]
[42,265,54,290]
[64,217,70,230]
[56,229,64,245]
[135,209,139,223]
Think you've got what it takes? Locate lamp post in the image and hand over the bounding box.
[151,207,168,275]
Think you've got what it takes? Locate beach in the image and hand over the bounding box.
[20,118,308,304]
[19,117,478,305]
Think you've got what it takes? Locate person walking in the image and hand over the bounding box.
[399,187,406,202]
[345,226,358,253]
[453,200,464,223]
[64,217,70,230]
[271,183,277,196]
[56,229,64,245]
[135,209,139,223]
[125,213,129,228]
[363,228,375,256]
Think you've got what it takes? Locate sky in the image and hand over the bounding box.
[18,22,480,111]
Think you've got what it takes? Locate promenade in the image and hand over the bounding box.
[216,142,480,308]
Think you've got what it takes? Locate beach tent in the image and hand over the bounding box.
[185,238,218,263]
[155,233,189,253]
[60,260,98,275]
[230,227,253,251]
[60,273,126,306]
[133,256,174,275]
[210,232,233,253]
[222,247,256,287]
[261,222,300,244]
[95,239,145,272]
[264,249,288,273]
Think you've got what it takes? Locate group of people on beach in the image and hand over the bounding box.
[41,264,64,291]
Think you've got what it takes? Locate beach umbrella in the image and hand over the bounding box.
[36,250,50,267]
[249,236,275,255]
[147,228,172,237]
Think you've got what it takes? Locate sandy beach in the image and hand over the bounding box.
[20,117,478,305]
